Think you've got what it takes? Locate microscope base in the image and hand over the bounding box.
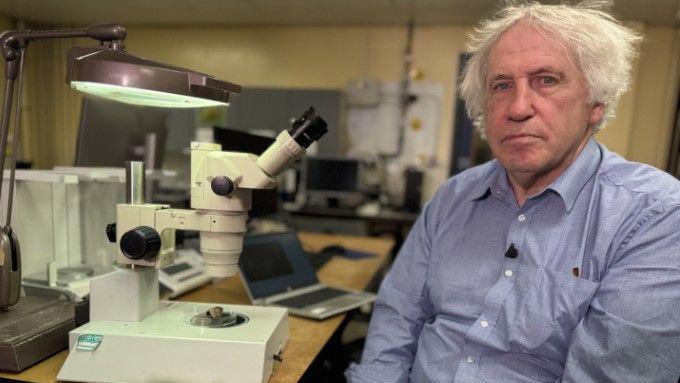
[57,301,288,383]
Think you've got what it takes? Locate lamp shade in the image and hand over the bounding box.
[66,46,241,108]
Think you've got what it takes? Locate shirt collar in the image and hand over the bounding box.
[470,160,508,201]
[468,138,601,210]
[545,137,601,212]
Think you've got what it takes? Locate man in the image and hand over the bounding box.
[346,2,680,382]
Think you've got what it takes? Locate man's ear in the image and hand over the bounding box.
[589,102,604,126]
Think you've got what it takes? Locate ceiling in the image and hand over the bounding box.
[0,0,679,27]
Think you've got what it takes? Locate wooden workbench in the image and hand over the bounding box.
[0,232,393,383]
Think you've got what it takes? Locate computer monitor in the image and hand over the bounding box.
[75,97,169,168]
[302,157,361,198]
[212,127,278,217]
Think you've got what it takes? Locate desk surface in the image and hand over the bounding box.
[0,232,393,383]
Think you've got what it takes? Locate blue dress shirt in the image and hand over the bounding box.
[346,139,680,383]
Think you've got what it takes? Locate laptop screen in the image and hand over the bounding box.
[239,232,319,300]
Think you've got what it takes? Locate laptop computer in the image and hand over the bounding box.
[238,232,376,320]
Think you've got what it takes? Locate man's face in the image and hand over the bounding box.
[483,24,603,181]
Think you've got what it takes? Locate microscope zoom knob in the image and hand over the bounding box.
[211,176,235,196]
[120,226,161,260]
[105,223,117,243]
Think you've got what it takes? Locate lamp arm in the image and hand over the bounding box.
[1,24,127,63]
[0,62,17,199]
[5,48,25,228]
[0,56,19,310]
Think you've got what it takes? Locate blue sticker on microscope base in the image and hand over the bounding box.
[77,334,103,351]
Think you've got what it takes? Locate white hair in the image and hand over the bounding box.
[459,0,642,135]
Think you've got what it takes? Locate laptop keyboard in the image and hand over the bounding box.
[275,287,347,309]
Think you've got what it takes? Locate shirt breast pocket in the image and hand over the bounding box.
[495,266,599,359]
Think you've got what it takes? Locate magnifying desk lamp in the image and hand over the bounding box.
[0,24,241,311]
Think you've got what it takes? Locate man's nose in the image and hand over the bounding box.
[506,83,535,122]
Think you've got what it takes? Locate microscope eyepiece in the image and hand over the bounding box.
[287,107,328,148]
[256,106,328,179]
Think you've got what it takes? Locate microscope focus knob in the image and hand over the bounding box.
[120,226,161,260]
[105,223,117,243]
[211,176,235,196]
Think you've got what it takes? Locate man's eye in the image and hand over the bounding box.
[493,82,511,90]
[538,76,558,86]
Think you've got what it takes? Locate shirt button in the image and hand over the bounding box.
[480,320,489,328]
[505,269,514,277]
[518,214,526,222]
[466,356,474,363]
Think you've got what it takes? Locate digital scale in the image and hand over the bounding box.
[4,169,210,302]
[158,247,211,298]
[23,265,112,301]
[1,168,124,302]
[25,248,212,301]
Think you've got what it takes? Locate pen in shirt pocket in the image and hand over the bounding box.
[571,267,580,277]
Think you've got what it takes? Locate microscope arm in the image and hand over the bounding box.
[155,208,246,235]
[115,204,248,276]
[155,208,248,277]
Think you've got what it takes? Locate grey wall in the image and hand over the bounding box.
[225,87,343,155]
[164,109,198,152]
[162,87,344,155]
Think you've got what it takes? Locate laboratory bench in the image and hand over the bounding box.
[0,232,394,383]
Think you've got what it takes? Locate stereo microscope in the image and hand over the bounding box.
[58,107,327,383]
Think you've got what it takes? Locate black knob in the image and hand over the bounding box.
[105,223,117,243]
[211,176,235,196]
[120,226,161,260]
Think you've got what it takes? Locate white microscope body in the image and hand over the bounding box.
[58,108,327,383]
